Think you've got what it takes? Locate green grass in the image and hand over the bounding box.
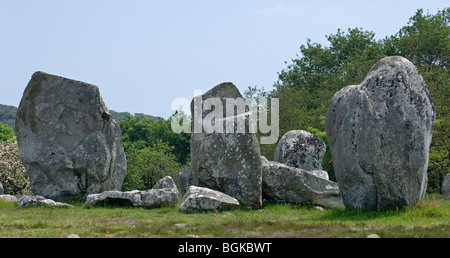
[0,194,449,238]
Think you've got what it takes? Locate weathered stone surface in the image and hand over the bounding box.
[190,83,262,209]
[152,176,177,190]
[0,182,3,194]
[177,164,194,197]
[179,186,240,212]
[0,195,18,202]
[17,195,74,208]
[442,174,450,200]
[274,130,326,171]
[85,176,180,207]
[308,170,329,180]
[325,56,436,211]
[16,71,127,199]
[261,159,343,208]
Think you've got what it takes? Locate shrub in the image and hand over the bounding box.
[0,139,32,195]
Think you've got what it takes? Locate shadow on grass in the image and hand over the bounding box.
[317,208,405,222]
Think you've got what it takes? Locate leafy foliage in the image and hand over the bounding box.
[122,140,182,191]
[0,122,14,142]
[119,113,190,190]
[0,104,17,132]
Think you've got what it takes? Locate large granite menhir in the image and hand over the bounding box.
[16,72,127,199]
[190,83,262,209]
[325,56,435,211]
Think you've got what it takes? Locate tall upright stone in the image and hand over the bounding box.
[190,83,262,209]
[442,174,450,200]
[16,71,127,199]
[325,56,435,211]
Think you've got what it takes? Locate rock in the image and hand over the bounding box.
[0,195,18,202]
[177,164,194,197]
[17,195,74,208]
[314,206,325,211]
[367,234,381,238]
[274,130,326,171]
[16,71,127,199]
[152,176,178,191]
[67,234,80,238]
[179,186,240,212]
[174,223,188,228]
[190,83,262,209]
[261,160,343,208]
[442,174,450,200]
[308,170,329,180]
[325,56,436,211]
[85,177,180,208]
[0,182,3,194]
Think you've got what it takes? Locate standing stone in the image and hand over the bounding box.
[16,72,127,199]
[442,174,450,200]
[0,182,3,194]
[274,130,326,171]
[177,164,194,197]
[190,83,262,209]
[325,56,435,211]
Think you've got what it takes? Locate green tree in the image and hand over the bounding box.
[119,113,190,165]
[387,8,450,71]
[0,122,14,142]
[122,141,182,191]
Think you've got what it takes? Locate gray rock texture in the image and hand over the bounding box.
[190,83,262,209]
[152,176,178,190]
[0,195,18,202]
[177,164,194,197]
[85,176,180,207]
[179,186,240,212]
[16,71,127,199]
[274,130,326,171]
[0,182,3,194]
[262,159,343,208]
[442,174,450,200]
[17,195,74,208]
[325,56,435,211]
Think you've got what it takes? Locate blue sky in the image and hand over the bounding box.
[0,0,448,118]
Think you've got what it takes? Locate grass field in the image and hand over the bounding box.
[0,194,449,238]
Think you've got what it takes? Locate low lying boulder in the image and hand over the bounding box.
[262,160,343,208]
[179,186,240,212]
[85,188,179,208]
[85,176,180,207]
[17,195,74,208]
[0,195,18,203]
